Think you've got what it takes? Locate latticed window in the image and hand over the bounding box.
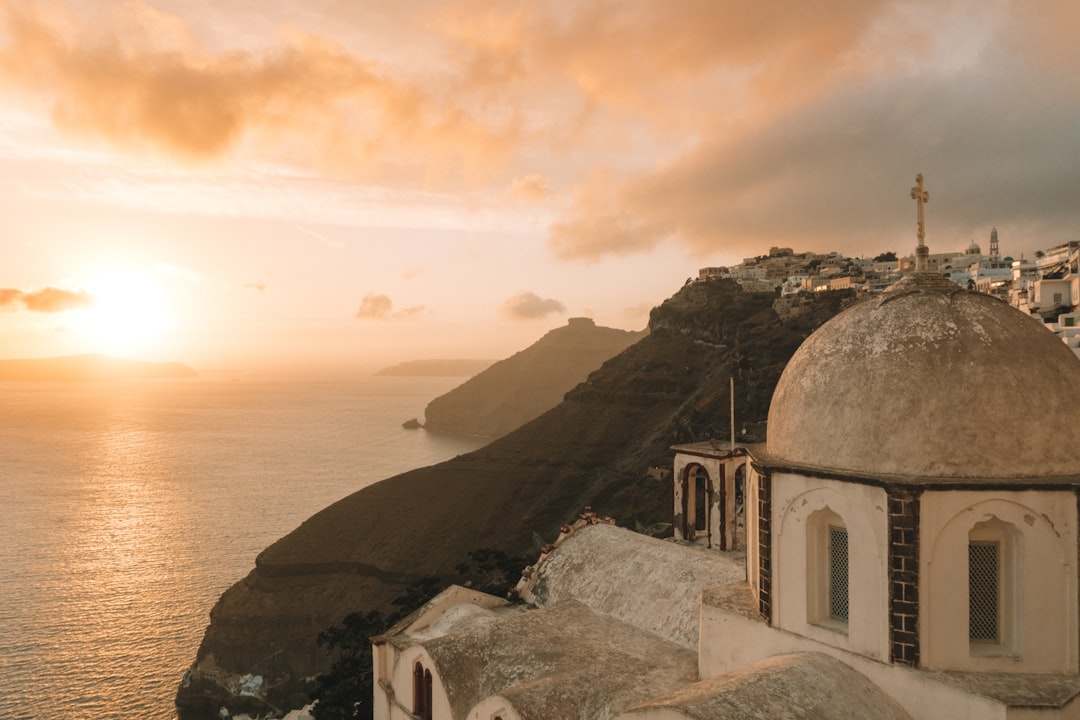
[969,541,1000,642]
[828,525,849,622]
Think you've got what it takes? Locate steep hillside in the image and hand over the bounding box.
[423,317,646,438]
[176,280,854,717]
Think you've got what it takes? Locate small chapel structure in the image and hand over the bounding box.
[370,178,1080,719]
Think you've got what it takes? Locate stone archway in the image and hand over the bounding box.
[680,463,714,544]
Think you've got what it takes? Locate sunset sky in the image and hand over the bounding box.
[2,1,1079,372]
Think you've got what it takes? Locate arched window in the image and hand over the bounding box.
[694,467,709,533]
[423,669,433,720]
[680,464,711,542]
[969,517,1022,657]
[806,507,848,631]
[412,662,425,717]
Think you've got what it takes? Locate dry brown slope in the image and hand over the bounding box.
[177,280,854,715]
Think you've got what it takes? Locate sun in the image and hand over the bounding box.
[68,270,175,358]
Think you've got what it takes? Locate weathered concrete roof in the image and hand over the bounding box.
[924,668,1080,709]
[615,652,912,720]
[527,523,745,648]
[766,273,1080,481]
[375,584,520,650]
[424,599,698,720]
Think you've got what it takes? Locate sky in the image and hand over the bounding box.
[1,0,1079,372]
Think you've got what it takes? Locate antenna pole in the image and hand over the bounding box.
[730,376,735,450]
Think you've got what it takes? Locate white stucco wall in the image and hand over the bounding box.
[373,645,452,720]
[771,473,890,661]
[920,489,1079,673]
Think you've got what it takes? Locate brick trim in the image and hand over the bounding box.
[888,487,920,665]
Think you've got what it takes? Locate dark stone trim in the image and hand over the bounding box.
[758,471,772,624]
[888,487,921,666]
[747,456,1080,491]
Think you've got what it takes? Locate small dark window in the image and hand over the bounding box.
[413,662,425,716]
[969,542,1000,642]
[423,669,433,720]
[828,526,849,622]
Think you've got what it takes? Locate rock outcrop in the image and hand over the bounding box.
[176,280,854,717]
[423,317,647,438]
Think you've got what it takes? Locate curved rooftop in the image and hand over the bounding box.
[526,523,744,649]
[615,653,912,720]
[766,273,1080,482]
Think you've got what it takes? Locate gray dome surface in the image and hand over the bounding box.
[766,273,1080,480]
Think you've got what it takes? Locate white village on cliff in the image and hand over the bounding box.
[367,177,1080,720]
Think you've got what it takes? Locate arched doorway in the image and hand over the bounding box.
[733,463,746,550]
[681,464,716,545]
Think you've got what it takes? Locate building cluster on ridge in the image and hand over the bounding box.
[699,233,1080,357]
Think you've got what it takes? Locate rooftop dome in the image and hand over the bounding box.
[967,240,982,254]
[766,273,1080,481]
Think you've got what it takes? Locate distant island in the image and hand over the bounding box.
[422,317,647,438]
[375,358,496,377]
[0,354,197,381]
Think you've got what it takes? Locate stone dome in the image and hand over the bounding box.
[967,240,982,254]
[766,273,1080,480]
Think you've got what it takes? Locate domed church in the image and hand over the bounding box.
[671,267,1080,717]
[372,181,1080,719]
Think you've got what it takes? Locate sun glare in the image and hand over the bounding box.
[68,270,175,358]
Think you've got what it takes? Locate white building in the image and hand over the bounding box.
[371,272,1080,720]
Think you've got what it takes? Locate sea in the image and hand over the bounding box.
[0,374,487,720]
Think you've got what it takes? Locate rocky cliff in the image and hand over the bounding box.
[423,317,646,438]
[176,280,854,717]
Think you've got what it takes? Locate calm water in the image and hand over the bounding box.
[0,375,485,720]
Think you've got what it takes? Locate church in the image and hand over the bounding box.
[369,181,1080,719]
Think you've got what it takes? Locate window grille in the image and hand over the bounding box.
[828,526,849,622]
[969,542,1000,642]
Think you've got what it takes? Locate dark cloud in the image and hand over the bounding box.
[0,286,95,312]
[549,60,1080,261]
[501,291,565,320]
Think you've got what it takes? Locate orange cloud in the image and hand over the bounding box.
[0,1,517,184]
[356,293,394,320]
[500,291,565,320]
[355,293,425,320]
[0,286,95,312]
[510,173,550,202]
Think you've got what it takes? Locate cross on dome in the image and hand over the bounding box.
[910,174,930,271]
